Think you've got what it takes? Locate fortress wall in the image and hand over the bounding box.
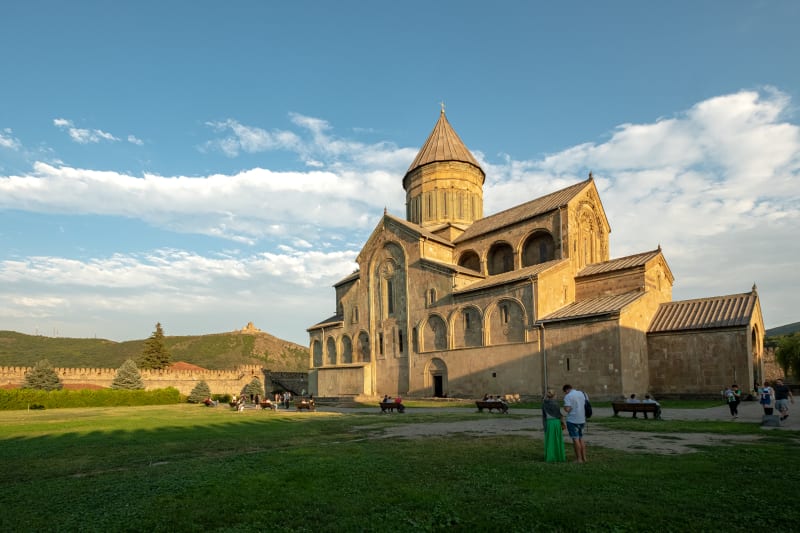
[0,364,277,396]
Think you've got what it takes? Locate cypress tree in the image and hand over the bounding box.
[22,359,63,391]
[137,322,171,370]
[111,359,145,390]
[243,377,264,399]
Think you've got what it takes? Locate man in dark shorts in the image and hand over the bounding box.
[774,378,794,421]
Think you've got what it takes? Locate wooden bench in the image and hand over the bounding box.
[259,401,277,411]
[611,401,661,419]
[380,401,405,413]
[475,400,508,414]
[295,400,316,411]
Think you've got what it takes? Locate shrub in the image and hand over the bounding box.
[243,377,264,399]
[187,381,212,403]
[0,387,182,410]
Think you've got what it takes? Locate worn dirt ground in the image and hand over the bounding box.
[326,399,798,455]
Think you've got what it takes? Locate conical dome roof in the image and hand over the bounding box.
[405,110,483,176]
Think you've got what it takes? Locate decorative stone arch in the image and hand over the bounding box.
[487,241,515,275]
[450,304,483,348]
[326,336,337,365]
[575,202,606,268]
[485,297,526,345]
[312,339,323,368]
[457,250,481,273]
[356,330,371,362]
[424,357,448,397]
[341,334,353,364]
[521,229,556,266]
[420,313,448,352]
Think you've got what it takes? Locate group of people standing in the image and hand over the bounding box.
[541,384,588,464]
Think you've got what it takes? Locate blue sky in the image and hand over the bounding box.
[1,1,798,345]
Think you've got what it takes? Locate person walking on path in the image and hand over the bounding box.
[725,384,741,419]
[562,384,587,464]
[541,390,566,462]
[773,378,794,421]
[759,381,776,416]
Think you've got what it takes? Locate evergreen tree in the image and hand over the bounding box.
[188,380,212,403]
[22,359,63,391]
[243,377,264,399]
[137,322,171,370]
[111,359,145,390]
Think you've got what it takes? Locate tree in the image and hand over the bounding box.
[243,377,264,399]
[111,359,145,390]
[22,359,63,391]
[188,381,212,403]
[776,333,800,379]
[137,322,171,370]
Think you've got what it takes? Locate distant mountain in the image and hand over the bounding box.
[766,322,800,338]
[0,329,308,371]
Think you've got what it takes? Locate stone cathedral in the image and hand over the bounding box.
[307,110,765,400]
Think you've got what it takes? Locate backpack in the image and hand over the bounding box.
[760,388,771,405]
[726,391,736,403]
[583,392,593,419]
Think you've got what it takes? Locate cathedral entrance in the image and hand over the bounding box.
[434,375,444,397]
[426,358,447,397]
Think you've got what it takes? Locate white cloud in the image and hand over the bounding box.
[53,118,121,144]
[127,135,144,146]
[3,89,799,341]
[0,128,22,150]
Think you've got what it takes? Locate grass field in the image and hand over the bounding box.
[1,404,797,532]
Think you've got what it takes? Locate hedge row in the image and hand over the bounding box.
[0,387,183,410]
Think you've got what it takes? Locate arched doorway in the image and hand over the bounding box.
[425,358,448,397]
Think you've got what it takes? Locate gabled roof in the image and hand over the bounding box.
[454,179,591,243]
[577,248,662,278]
[383,212,453,246]
[307,314,343,332]
[405,110,483,176]
[333,270,360,288]
[648,290,758,333]
[540,290,646,323]
[419,257,486,278]
[455,259,566,295]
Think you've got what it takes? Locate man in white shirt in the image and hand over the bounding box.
[562,384,587,463]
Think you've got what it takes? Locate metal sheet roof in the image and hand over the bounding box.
[454,179,591,243]
[455,259,566,295]
[405,110,483,175]
[648,291,758,333]
[541,290,645,322]
[577,249,661,277]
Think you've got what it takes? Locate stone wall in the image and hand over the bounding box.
[0,364,308,396]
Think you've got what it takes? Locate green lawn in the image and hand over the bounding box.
[1,404,797,532]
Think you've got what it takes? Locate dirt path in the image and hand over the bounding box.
[339,399,797,455]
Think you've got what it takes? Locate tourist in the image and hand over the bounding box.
[642,394,662,420]
[394,395,405,413]
[562,384,587,463]
[724,384,741,419]
[541,390,566,462]
[626,393,641,418]
[773,378,794,421]
[760,381,775,416]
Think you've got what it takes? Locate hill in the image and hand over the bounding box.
[0,329,308,371]
[766,322,800,338]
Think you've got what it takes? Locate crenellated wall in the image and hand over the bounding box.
[0,364,305,396]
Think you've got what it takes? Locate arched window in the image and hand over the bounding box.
[488,299,525,345]
[423,315,448,351]
[428,288,437,306]
[312,340,323,367]
[522,231,556,266]
[341,335,353,364]
[357,331,370,362]
[326,337,337,365]
[458,251,480,272]
[487,242,514,275]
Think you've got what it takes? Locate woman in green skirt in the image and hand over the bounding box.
[542,389,566,462]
